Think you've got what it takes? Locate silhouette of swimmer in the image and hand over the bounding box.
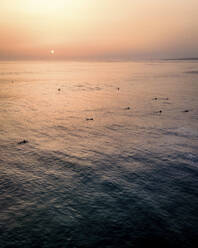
[18,140,28,145]
[124,107,130,110]
[153,97,169,101]
[117,88,120,91]
[183,110,189,113]
[58,88,61,91]
[86,118,94,121]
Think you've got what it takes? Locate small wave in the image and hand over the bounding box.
[185,70,198,74]
[164,127,198,138]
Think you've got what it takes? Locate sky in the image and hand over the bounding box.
[0,0,198,60]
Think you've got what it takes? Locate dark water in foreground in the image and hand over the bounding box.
[0,61,198,248]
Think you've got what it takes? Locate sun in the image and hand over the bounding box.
[50,50,55,55]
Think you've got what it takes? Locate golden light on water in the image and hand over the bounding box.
[50,50,55,55]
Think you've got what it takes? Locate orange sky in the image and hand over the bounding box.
[0,0,198,60]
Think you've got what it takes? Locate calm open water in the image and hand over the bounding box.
[0,61,198,248]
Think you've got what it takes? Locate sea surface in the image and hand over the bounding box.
[0,60,198,248]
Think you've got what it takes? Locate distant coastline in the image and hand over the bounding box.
[165,57,198,61]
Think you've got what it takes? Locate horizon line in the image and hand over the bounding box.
[0,57,198,63]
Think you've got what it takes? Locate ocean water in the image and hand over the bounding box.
[0,60,198,248]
